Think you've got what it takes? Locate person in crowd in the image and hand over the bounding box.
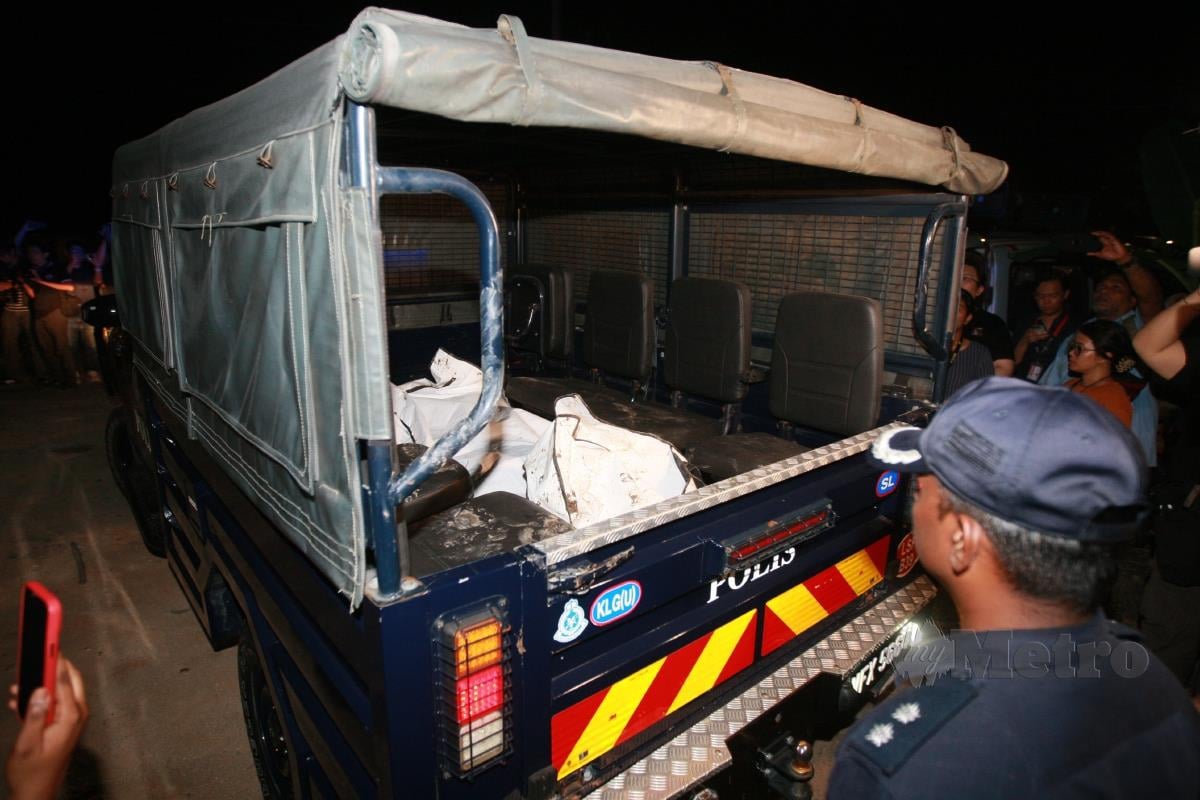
[1013,270,1076,382]
[13,220,48,253]
[961,251,1014,377]
[23,242,76,387]
[943,289,994,398]
[828,377,1200,798]
[1,246,38,384]
[1064,320,1138,428]
[1039,232,1163,465]
[63,245,102,382]
[1134,280,1200,698]
[89,224,112,295]
[1091,230,1164,323]
[6,656,88,800]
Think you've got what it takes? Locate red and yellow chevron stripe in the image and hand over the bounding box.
[551,608,756,779]
[761,536,889,656]
[550,536,892,781]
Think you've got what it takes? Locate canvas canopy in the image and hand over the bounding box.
[110,7,1007,606]
[339,8,1007,194]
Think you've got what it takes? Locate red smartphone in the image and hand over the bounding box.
[17,582,62,723]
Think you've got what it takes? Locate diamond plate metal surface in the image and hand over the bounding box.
[582,576,937,800]
[536,422,904,566]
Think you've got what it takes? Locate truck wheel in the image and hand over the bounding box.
[238,635,294,800]
[105,408,167,558]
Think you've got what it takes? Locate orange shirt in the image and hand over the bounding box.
[1066,378,1133,428]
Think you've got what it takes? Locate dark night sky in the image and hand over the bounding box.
[7,3,1198,243]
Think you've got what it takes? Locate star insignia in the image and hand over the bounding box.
[865,722,894,748]
[892,702,921,725]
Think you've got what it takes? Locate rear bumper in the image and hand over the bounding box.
[583,576,938,800]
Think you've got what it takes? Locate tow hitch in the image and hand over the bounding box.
[758,735,816,799]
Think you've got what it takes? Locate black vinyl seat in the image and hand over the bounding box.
[506,263,574,364]
[687,291,883,481]
[508,268,659,423]
[663,277,753,409]
[508,274,754,452]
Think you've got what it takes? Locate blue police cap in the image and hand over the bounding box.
[869,377,1149,541]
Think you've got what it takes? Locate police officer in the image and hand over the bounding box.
[828,377,1200,798]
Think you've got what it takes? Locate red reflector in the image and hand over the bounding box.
[729,511,829,563]
[456,665,504,724]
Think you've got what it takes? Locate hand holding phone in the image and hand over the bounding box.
[16,583,61,724]
[6,657,89,800]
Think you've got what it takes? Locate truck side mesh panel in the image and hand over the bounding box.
[521,163,670,194]
[379,182,509,296]
[683,153,917,193]
[687,212,945,358]
[525,210,670,307]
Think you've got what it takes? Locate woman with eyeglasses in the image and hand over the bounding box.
[1065,319,1137,428]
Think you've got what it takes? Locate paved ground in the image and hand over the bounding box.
[0,383,259,799]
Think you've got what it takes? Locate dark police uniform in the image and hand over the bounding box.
[828,614,1200,799]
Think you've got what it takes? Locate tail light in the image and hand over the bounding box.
[434,603,513,775]
[723,498,835,567]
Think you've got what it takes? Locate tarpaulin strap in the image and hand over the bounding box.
[167,173,179,192]
[850,97,865,127]
[203,163,218,190]
[941,127,964,185]
[498,15,544,126]
[257,141,276,169]
[707,62,747,153]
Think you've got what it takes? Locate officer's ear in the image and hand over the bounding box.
[947,512,986,576]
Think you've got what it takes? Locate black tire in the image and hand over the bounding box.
[105,407,167,557]
[238,634,294,800]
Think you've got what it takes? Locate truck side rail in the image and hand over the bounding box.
[370,166,505,598]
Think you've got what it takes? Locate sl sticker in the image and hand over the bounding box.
[589,581,642,626]
[553,599,589,643]
[875,470,900,498]
[896,533,919,577]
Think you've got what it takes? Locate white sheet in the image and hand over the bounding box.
[392,349,549,497]
[393,352,697,526]
[524,395,697,527]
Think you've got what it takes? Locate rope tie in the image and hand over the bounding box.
[167,173,179,192]
[139,181,149,200]
[199,212,226,247]
[202,163,218,190]
[257,141,275,169]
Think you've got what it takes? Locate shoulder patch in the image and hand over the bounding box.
[848,680,978,776]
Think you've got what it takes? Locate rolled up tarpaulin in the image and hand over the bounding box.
[338,8,1008,194]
